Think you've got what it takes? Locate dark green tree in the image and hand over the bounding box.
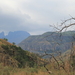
[3,38,8,41]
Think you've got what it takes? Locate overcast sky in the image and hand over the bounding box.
[0,0,75,35]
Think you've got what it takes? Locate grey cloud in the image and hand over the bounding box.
[21,0,75,24]
[0,8,50,35]
[0,9,30,31]
[0,0,75,35]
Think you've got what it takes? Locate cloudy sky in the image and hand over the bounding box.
[0,0,75,35]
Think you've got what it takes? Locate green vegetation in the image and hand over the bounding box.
[0,39,41,68]
[12,42,15,45]
[1,44,39,68]
[3,38,8,41]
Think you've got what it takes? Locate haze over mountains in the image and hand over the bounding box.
[0,31,30,44]
[18,31,75,54]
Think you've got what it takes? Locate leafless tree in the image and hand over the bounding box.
[42,17,75,75]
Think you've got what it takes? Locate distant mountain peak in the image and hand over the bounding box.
[0,31,30,44]
[0,32,5,38]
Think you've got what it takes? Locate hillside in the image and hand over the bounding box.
[0,31,30,44]
[0,39,40,68]
[18,31,75,54]
[0,39,75,75]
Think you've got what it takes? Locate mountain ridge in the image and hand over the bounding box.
[18,31,75,54]
[0,31,30,44]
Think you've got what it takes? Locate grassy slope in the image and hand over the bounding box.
[0,39,42,68]
[0,39,48,75]
[0,39,18,67]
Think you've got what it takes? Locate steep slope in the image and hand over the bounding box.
[0,39,18,67]
[18,31,75,54]
[0,31,30,44]
[0,39,40,68]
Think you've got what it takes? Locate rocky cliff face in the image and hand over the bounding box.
[18,31,75,54]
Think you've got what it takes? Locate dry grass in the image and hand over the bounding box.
[9,68,75,75]
[0,39,12,45]
[11,69,49,75]
[0,63,75,75]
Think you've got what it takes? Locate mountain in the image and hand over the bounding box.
[18,31,75,54]
[0,32,5,38]
[0,31,30,44]
[0,39,40,68]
